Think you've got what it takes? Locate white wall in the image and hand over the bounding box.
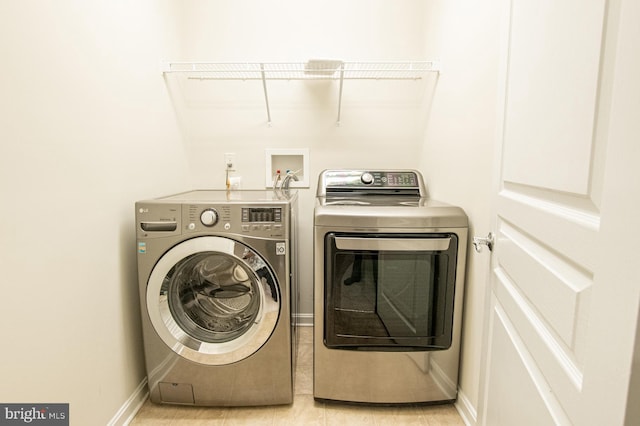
[170,0,436,317]
[0,1,189,424]
[420,1,502,422]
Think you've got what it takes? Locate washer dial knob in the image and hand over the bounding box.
[361,172,374,185]
[200,209,219,227]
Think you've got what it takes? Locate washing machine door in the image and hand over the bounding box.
[146,236,280,365]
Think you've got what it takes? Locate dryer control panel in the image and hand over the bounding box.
[318,169,426,197]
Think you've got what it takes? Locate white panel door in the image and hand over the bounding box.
[480,0,640,424]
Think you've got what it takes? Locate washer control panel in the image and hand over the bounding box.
[136,192,292,240]
[184,204,286,237]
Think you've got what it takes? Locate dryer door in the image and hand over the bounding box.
[146,236,280,365]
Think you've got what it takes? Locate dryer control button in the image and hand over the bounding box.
[200,209,219,227]
[187,223,196,230]
[361,172,374,185]
[224,222,231,230]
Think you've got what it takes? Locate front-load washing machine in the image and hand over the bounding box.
[135,190,298,406]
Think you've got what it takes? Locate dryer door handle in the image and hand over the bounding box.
[334,237,451,252]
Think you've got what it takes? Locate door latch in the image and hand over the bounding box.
[473,232,494,253]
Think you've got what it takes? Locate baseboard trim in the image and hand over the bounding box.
[455,389,477,426]
[108,378,149,426]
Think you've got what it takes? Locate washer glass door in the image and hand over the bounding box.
[147,236,280,365]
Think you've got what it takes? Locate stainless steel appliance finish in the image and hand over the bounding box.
[136,190,298,406]
[314,170,468,404]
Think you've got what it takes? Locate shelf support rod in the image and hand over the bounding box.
[260,63,272,126]
[336,63,345,126]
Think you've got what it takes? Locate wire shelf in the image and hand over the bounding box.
[162,60,440,125]
[163,61,439,81]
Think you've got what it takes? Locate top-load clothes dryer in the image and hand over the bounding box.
[136,190,298,406]
[313,170,468,404]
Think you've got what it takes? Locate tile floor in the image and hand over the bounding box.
[130,327,465,425]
